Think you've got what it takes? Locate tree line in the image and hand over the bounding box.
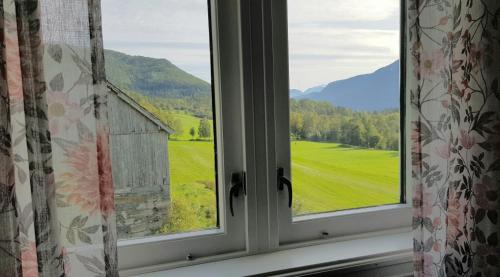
[290,99,400,150]
[128,90,399,149]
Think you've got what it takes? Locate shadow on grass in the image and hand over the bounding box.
[337,144,354,148]
[296,140,400,153]
[389,151,400,157]
[325,143,365,150]
[291,140,354,149]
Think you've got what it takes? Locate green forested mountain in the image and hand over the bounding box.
[104,49,211,97]
[104,49,213,117]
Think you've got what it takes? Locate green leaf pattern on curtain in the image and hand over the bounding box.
[409,0,500,276]
[0,0,117,276]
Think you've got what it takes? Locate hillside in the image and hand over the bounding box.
[104,49,213,117]
[296,60,400,111]
[290,85,326,99]
[105,49,399,113]
[304,84,326,94]
[104,49,211,98]
[290,89,303,98]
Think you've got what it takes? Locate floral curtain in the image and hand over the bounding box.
[409,0,500,276]
[0,0,117,276]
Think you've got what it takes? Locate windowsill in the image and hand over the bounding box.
[292,203,410,223]
[124,231,412,277]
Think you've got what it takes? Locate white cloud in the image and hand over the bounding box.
[102,0,212,81]
[101,0,400,90]
[102,0,210,44]
[288,27,400,90]
[287,0,399,23]
[287,0,400,90]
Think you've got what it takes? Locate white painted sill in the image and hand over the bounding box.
[125,231,413,277]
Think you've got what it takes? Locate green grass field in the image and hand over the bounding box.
[165,137,399,232]
[290,141,399,215]
[170,112,214,140]
[162,140,217,233]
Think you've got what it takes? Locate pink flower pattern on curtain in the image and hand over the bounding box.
[409,0,500,276]
[0,0,117,276]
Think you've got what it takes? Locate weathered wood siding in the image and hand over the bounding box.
[107,90,170,238]
[108,92,165,134]
[110,132,169,191]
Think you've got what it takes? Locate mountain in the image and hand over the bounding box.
[104,49,399,112]
[304,84,326,95]
[104,49,211,98]
[290,89,303,98]
[297,60,399,111]
[290,84,326,99]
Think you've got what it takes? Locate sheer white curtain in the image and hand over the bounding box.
[0,0,117,275]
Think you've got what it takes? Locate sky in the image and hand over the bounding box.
[101,0,400,91]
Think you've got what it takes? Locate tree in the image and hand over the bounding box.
[302,112,320,139]
[340,121,362,146]
[170,118,183,138]
[189,127,196,140]
[290,112,304,139]
[368,133,381,148]
[198,118,211,139]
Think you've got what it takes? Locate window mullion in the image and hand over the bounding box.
[240,0,281,253]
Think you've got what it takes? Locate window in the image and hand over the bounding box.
[272,0,411,245]
[101,0,248,270]
[102,0,218,240]
[103,0,411,272]
[287,1,402,215]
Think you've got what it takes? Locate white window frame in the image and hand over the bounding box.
[116,0,251,271]
[270,0,412,246]
[116,0,413,273]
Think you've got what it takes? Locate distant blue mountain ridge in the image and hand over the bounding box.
[291,60,400,112]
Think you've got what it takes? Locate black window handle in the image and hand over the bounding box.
[277,167,292,208]
[229,171,246,216]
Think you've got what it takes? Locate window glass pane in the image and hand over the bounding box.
[101,0,218,239]
[287,0,401,216]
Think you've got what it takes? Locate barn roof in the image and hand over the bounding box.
[106,81,174,134]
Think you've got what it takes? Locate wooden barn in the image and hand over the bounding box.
[106,82,174,239]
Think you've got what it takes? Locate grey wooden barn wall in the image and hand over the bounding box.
[107,86,171,238]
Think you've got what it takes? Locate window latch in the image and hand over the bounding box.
[277,167,292,208]
[229,171,246,216]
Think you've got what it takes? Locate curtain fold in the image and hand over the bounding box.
[0,0,118,276]
[409,0,500,276]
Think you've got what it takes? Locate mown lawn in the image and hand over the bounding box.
[166,139,400,233]
[290,141,399,215]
